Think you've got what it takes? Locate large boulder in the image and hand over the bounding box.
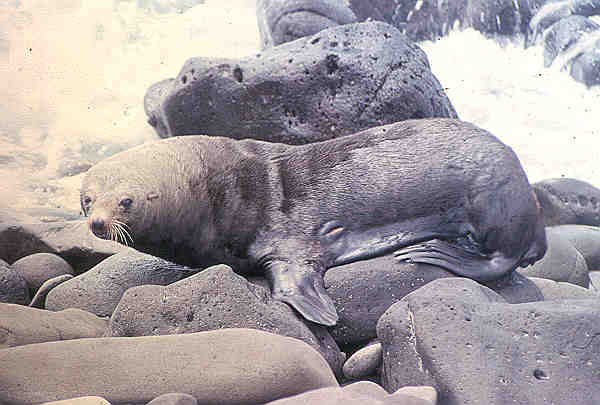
[107,265,344,375]
[45,250,192,317]
[11,252,74,296]
[0,329,338,405]
[146,21,457,142]
[518,226,590,287]
[378,277,600,404]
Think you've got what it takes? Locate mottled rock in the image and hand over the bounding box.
[46,250,191,317]
[0,329,338,405]
[263,382,434,404]
[326,256,455,346]
[256,0,358,49]
[40,397,111,405]
[542,16,600,67]
[550,224,600,269]
[518,226,590,287]
[11,252,74,296]
[108,265,343,375]
[0,258,29,305]
[533,178,600,227]
[343,341,382,380]
[570,39,600,87]
[146,393,198,405]
[0,209,125,273]
[147,22,457,142]
[378,277,600,404]
[0,303,107,349]
[529,277,598,300]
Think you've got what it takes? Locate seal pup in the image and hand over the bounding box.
[80,118,547,326]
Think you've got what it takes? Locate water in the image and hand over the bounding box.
[2,0,600,218]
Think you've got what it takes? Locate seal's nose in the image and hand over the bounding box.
[91,217,105,235]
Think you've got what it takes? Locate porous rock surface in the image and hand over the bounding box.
[45,250,192,317]
[533,178,600,227]
[146,21,457,142]
[107,264,343,375]
[378,277,600,405]
[0,303,108,349]
[0,257,29,305]
[0,329,338,405]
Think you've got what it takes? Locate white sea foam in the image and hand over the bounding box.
[1,0,599,215]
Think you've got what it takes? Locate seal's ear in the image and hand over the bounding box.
[147,192,159,201]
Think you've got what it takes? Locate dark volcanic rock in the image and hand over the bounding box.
[0,258,29,305]
[533,178,600,227]
[325,256,455,346]
[107,264,344,375]
[542,16,600,67]
[378,277,600,405]
[45,250,192,317]
[518,226,590,287]
[0,329,338,405]
[146,21,457,142]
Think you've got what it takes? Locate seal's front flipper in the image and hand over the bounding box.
[265,261,338,326]
[394,238,518,282]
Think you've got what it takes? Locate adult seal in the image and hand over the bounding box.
[80,118,547,326]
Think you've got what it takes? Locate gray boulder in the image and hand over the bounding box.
[549,224,600,270]
[46,250,192,317]
[146,393,198,405]
[0,258,29,305]
[378,277,600,404]
[108,265,344,375]
[342,341,382,380]
[0,329,338,405]
[146,21,457,142]
[519,226,590,287]
[530,277,599,300]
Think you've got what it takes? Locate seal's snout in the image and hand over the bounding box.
[90,217,107,237]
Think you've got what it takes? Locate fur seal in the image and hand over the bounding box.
[80,118,547,326]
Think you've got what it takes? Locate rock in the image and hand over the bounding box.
[46,250,192,317]
[542,16,600,67]
[39,397,111,405]
[146,393,198,405]
[108,265,343,375]
[549,224,600,269]
[263,382,434,404]
[0,329,338,405]
[0,303,108,349]
[518,226,590,287]
[0,209,125,273]
[0,258,29,305]
[589,271,600,292]
[256,0,358,49]
[11,252,74,296]
[326,256,455,346]
[533,178,600,227]
[570,39,600,87]
[29,274,74,309]
[343,341,382,380]
[378,277,600,404]
[392,386,437,404]
[146,21,457,142]
[529,277,598,300]
[481,271,544,303]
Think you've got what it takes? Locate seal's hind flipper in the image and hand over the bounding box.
[394,238,518,282]
[265,262,338,326]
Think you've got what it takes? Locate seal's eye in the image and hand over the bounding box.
[83,196,92,205]
[119,198,133,208]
